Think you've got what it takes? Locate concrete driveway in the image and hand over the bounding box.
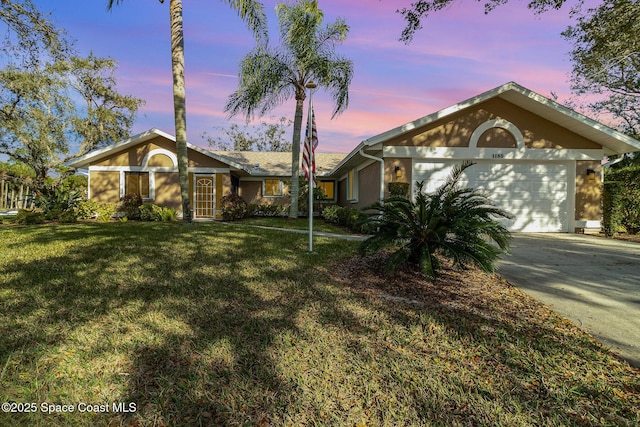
[497,233,640,367]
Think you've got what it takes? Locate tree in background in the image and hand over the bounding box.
[0,52,143,190]
[0,0,69,64]
[563,0,640,140]
[0,1,143,192]
[397,0,575,43]
[107,0,267,223]
[68,53,143,154]
[203,116,292,151]
[0,160,34,181]
[225,0,353,218]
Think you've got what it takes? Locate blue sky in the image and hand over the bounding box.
[34,0,583,153]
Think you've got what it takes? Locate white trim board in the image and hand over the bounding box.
[89,166,230,173]
[384,146,604,161]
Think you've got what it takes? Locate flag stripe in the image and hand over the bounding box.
[302,108,318,187]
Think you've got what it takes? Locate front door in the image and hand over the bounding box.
[194,175,215,219]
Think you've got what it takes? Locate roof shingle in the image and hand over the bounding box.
[211,151,346,176]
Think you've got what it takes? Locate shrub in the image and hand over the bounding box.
[298,183,327,214]
[220,193,248,221]
[603,166,640,236]
[34,183,83,220]
[139,203,177,222]
[58,210,78,223]
[248,203,287,217]
[388,182,410,197]
[159,206,177,221]
[95,203,117,222]
[77,199,100,219]
[321,205,341,224]
[119,193,143,220]
[139,203,163,221]
[339,207,368,233]
[77,199,117,222]
[360,161,513,278]
[321,205,369,233]
[15,209,45,225]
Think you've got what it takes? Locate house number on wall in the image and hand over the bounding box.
[492,154,505,159]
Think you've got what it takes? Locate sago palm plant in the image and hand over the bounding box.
[359,161,513,278]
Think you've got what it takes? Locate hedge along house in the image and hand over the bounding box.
[329,82,640,232]
[67,128,345,219]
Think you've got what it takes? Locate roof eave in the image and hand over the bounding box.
[66,128,250,171]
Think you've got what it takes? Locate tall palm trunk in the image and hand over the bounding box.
[289,86,305,218]
[169,0,191,222]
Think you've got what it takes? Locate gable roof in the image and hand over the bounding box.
[330,81,640,175]
[373,82,640,154]
[67,128,248,171]
[67,128,346,176]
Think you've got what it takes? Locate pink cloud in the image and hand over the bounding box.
[65,0,587,154]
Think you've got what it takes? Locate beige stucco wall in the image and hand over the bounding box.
[384,158,412,197]
[90,171,120,204]
[93,136,228,169]
[94,137,176,167]
[188,150,229,168]
[383,98,602,150]
[239,179,291,206]
[154,172,181,211]
[354,163,381,209]
[575,161,602,221]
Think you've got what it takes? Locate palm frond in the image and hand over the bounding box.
[225,0,268,44]
[360,161,512,278]
[224,47,294,120]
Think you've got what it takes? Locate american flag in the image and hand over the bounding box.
[302,108,318,187]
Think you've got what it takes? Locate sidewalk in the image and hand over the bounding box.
[240,224,369,241]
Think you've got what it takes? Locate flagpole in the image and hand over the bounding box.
[305,81,317,253]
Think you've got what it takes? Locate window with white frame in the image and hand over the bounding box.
[263,179,283,197]
[317,180,335,201]
[124,172,150,198]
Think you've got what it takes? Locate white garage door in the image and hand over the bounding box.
[413,160,569,232]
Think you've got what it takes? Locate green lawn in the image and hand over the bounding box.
[237,216,354,234]
[0,222,638,426]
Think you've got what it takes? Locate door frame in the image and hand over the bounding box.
[193,174,216,219]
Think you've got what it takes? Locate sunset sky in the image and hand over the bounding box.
[33,0,585,153]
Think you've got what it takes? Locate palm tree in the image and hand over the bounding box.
[107,0,267,223]
[225,0,353,218]
[360,161,513,278]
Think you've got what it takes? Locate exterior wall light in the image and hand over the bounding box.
[586,168,596,181]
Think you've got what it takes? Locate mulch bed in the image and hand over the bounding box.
[328,251,559,329]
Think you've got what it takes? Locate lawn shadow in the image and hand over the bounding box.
[326,251,640,425]
[0,222,368,425]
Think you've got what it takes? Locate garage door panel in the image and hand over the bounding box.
[537,181,567,192]
[413,160,569,232]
